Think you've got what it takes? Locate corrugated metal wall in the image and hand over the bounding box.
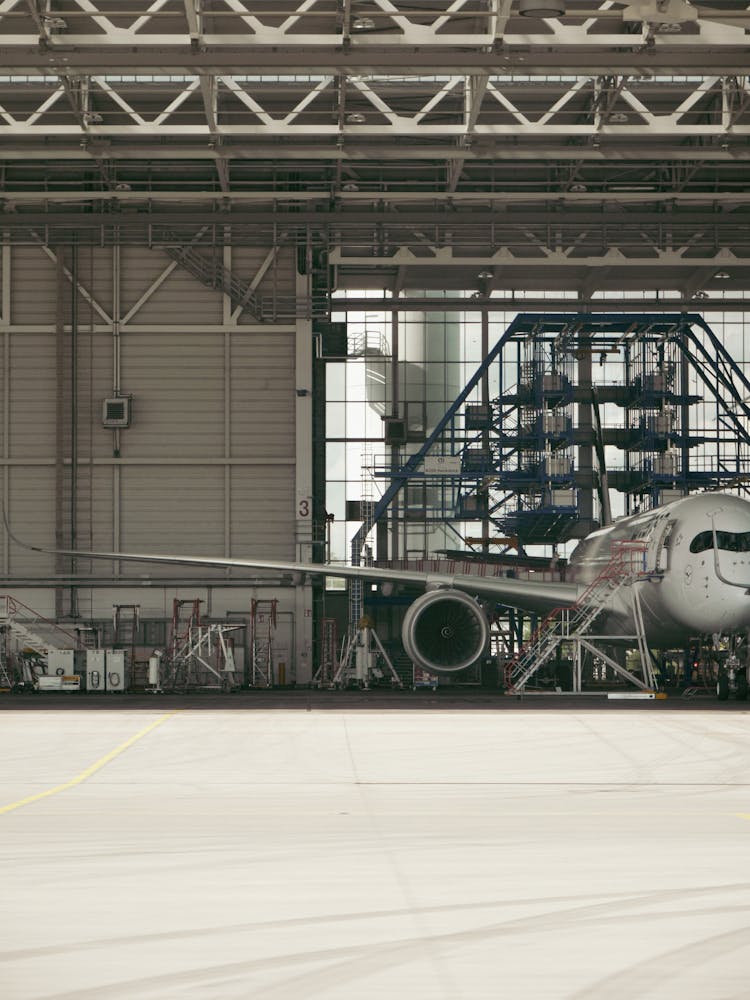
[122,333,226,459]
[0,241,312,677]
[120,247,223,327]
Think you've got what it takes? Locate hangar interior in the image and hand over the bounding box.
[1,0,750,693]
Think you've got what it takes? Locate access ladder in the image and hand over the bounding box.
[250,599,277,687]
[314,617,339,687]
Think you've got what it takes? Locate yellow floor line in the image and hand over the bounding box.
[0,711,179,816]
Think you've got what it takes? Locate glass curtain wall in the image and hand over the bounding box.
[326,294,750,567]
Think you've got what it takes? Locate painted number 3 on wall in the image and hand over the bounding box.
[298,499,310,517]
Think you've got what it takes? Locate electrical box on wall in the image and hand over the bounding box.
[102,396,132,428]
[383,416,407,446]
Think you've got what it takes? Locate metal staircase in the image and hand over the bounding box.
[164,239,262,320]
[0,595,84,688]
[505,542,655,694]
[0,596,82,656]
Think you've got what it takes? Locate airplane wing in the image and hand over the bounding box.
[28,543,583,617]
[1,499,581,616]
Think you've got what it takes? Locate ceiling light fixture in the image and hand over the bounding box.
[346,112,366,123]
[609,112,629,123]
[715,271,730,280]
[518,0,565,16]
[569,183,588,192]
[42,15,67,30]
[352,16,375,30]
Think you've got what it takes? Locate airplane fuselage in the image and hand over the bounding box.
[566,493,750,647]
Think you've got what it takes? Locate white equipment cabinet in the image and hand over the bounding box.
[86,650,106,692]
[105,650,127,692]
[85,649,126,692]
[47,649,75,676]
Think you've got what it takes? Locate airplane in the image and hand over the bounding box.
[5,490,750,690]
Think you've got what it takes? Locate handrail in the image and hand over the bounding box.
[503,541,650,689]
[0,594,85,649]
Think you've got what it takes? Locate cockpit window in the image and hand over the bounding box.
[690,530,750,554]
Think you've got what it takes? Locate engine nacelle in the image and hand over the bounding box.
[401,588,489,676]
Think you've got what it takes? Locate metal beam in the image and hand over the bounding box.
[0,206,747,228]
[2,44,750,76]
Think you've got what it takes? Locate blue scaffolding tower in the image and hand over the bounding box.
[352,312,750,561]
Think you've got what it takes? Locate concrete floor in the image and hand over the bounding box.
[2,702,750,999]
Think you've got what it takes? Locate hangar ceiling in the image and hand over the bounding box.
[1,1,750,310]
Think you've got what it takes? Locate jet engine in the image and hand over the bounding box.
[401,589,489,676]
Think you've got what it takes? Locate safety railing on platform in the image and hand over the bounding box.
[504,541,653,693]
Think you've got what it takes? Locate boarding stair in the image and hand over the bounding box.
[0,595,82,657]
[505,542,652,693]
[0,595,84,688]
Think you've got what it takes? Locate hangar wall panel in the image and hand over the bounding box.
[77,334,116,461]
[231,465,295,560]
[119,247,223,325]
[121,333,225,459]
[1,244,303,578]
[120,466,225,561]
[82,248,115,321]
[8,333,57,459]
[230,331,295,458]
[9,330,118,462]
[68,466,116,555]
[8,247,59,326]
[7,467,55,576]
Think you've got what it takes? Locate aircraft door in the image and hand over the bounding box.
[656,521,674,573]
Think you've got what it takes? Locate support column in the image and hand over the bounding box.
[480,307,490,553]
[389,307,400,562]
[223,241,232,557]
[55,250,66,619]
[69,244,79,617]
[1,238,9,577]
[680,329,690,493]
[294,269,314,683]
[111,246,121,576]
[576,337,596,535]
